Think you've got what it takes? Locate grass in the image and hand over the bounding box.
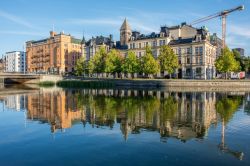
[56,80,115,88]
[38,81,55,87]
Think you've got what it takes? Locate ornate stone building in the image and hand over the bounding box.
[120,19,217,79]
[26,31,82,74]
[0,59,4,73]
[82,35,115,61]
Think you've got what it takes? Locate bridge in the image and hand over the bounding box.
[0,73,62,84]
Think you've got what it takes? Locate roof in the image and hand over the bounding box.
[85,36,114,47]
[169,38,194,45]
[120,18,131,31]
[5,51,25,54]
[71,37,82,44]
[31,39,47,44]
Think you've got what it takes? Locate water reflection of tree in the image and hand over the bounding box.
[75,90,180,140]
[215,95,244,160]
[159,96,178,138]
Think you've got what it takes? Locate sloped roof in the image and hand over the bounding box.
[169,38,194,45]
[120,18,131,31]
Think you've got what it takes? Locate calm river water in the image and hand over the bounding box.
[0,86,250,166]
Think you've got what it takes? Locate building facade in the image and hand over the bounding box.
[82,35,115,61]
[26,31,82,74]
[0,59,4,73]
[232,48,245,57]
[120,19,217,79]
[4,51,26,73]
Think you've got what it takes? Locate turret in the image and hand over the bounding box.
[120,18,132,47]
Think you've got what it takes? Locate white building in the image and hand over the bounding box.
[4,95,27,111]
[4,51,26,73]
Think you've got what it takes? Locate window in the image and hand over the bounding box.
[199,46,203,55]
[178,59,181,64]
[152,41,157,47]
[187,48,192,54]
[196,68,202,76]
[195,47,199,55]
[139,43,141,48]
[133,43,135,49]
[138,52,141,57]
[178,48,181,56]
[159,40,166,46]
[187,57,190,64]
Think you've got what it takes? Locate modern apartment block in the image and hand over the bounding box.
[119,19,217,79]
[26,31,82,74]
[3,95,27,111]
[4,51,26,73]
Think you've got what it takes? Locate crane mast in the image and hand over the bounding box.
[190,5,244,48]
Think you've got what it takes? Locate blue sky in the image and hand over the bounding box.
[0,0,249,56]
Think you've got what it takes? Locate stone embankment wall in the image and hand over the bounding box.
[112,79,250,88]
[25,75,63,84]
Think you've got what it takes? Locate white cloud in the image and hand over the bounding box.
[229,24,250,39]
[0,30,45,36]
[0,10,36,29]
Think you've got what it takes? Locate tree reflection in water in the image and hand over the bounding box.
[8,89,244,160]
[216,95,244,160]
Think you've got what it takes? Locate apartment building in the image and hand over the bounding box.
[4,51,26,73]
[119,19,217,79]
[26,31,82,74]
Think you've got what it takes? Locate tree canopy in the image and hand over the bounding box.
[105,49,123,74]
[122,51,139,74]
[215,47,240,78]
[140,46,160,75]
[88,46,107,74]
[75,56,85,76]
[158,45,179,74]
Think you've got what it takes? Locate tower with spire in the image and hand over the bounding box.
[81,33,86,60]
[120,18,132,47]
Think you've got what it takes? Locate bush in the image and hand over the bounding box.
[56,80,115,88]
[38,81,55,87]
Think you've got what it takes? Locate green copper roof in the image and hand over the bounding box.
[71,37,82,44]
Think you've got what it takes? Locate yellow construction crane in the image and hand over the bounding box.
[190,5,244,48]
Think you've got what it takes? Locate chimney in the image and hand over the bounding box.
[50,31,56,37]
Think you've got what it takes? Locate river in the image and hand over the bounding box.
[0,85,250,166]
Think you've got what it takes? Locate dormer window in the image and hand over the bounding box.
[196,35,201,42]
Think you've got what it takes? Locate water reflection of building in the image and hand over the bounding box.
[24,89,218,142]
[3,95,27,111]
[118,92,217,141]
[26,90,85,133]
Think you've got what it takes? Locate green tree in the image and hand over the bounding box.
[75,56,85,76]
[122,51,139,74]
[105,49,123,75]
[158,45,179,78]
[215,47,240,79]
[140,46,160,76]
[232,49,244,71]
[88,46,107,76]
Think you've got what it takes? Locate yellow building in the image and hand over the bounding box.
[26,90,86,133]
[26,31,82,74]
